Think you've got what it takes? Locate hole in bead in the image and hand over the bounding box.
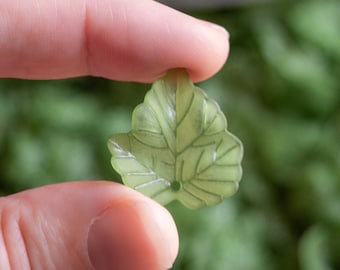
[171,180,181,192]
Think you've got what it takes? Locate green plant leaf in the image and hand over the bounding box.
[108,69,243,209]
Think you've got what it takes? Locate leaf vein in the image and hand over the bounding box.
[203,109,219,133]
[154,87,175,132]
[150,186,171,199]
[177,134,220,156]
[126,172,156,176]
[194,150,205,177]
[196,142,239,176]
[194,178,237,184]
[134,129,162,136]
[132,133,170,150]
[218,143,239,160]
[182,187,204,202]
[135,178,170,189]
[177,92,195,127]
[189,182,223,198]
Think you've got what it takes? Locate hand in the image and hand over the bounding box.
[0,0,230,269]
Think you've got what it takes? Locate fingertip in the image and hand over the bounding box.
[149,16,230,83]
[180,20,230,82]
[143,198,179,266]
[87,194,179,270]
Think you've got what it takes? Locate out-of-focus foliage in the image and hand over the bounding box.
[0,1,339,269]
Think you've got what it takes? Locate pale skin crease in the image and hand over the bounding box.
[0,0,230,269]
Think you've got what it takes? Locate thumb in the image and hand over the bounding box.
[0,181,178,270]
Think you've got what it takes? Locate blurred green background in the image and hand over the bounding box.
[1,1,339,269]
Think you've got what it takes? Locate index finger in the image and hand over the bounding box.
[0,0,229,82]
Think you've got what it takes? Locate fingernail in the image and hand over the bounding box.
[87,200,177,270]
[200,20,230,39]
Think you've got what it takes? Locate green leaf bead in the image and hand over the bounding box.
[108,69,243,209]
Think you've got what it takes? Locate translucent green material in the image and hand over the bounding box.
[107,69,243,209]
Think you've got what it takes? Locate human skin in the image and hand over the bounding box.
[0,0,230,269]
